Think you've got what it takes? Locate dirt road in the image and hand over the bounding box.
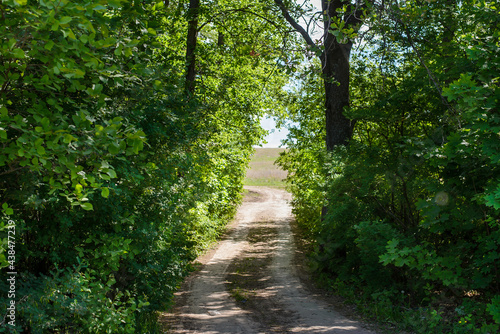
[163,186,376,334]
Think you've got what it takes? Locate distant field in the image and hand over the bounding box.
[244,148,288,188]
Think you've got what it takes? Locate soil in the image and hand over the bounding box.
[160,186,379,334]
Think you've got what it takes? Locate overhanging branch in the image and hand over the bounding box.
[273,0,317,49]
[198,6,284,32]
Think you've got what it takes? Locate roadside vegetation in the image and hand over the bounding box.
[0,1,288,332]
[277,1,500,333]
[0,1,498,333]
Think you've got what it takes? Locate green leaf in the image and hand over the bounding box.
[63,134,74,143]
[60,16,72,25]
[487,296,500,324]
[484,191,500,210]
[36,145,46,155]
[2,203,13,215]
[74,68,85,78]
[101,187,110,198]
[108,142,120,155]
[81,202,93,211]
[12,48,25,59]
[108,0,121,8]
[63,29,77,40]
[107,169,117,179]
[44,40,55,51]
[93,83,103,94]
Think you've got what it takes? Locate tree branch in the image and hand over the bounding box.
[273,0,317,49]
[198,6,283,32]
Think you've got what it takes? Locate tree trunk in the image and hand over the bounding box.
[185,0,200,94]
[321,0,356,150]
[321,39,354,150]
[274,0,362,149]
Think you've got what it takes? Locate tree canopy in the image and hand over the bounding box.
[277,0,500,332]
[0,0,290,332]
[0,0,499,333]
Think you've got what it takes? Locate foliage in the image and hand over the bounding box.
[0,0,288,332]
[278,0,500,332]
[11,263,147,334]
[277,63,326,236]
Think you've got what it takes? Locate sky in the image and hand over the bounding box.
[259,116,289,148]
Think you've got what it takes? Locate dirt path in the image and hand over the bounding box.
[162,186,377,334]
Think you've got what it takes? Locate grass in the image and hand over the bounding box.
[243,148,288,188]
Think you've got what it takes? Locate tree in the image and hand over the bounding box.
[273,0,364,150]
[185,0,200,93]
[278,0,500,331]
[0,0,293,331]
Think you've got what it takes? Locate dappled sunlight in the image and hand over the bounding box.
[164,187,375,333]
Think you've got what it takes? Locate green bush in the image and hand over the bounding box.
[278,1,499,332]
[0,0,273,332]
